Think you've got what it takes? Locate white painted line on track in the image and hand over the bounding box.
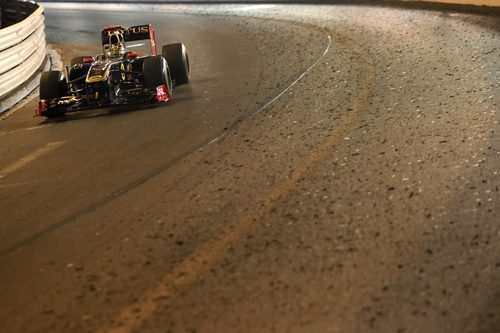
[0,141,66,180]
[169,33,332,168]
[207,135,223,146]
[248,35,332,120]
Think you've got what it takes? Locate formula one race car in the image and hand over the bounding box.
[36,24,190,118]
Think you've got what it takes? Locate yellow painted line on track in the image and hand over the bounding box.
[0,141,66,180]
[0,124,54,138]
[97,18,376,333]
[0,181,44,189]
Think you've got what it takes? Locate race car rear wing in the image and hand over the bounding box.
[101,24,157,55]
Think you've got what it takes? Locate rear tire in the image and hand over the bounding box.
[162,43,189,84]
[71,56,93,67]
[142,56,173,97]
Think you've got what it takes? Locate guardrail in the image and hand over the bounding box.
[0,0,45,99]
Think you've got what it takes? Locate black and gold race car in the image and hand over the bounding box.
[36,24,190,118]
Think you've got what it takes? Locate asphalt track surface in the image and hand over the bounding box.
[0,3,499,333]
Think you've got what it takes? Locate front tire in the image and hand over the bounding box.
[142,56,173,97]
[39,71,67,118]
[40,71,67,100]
[162,43,190,85]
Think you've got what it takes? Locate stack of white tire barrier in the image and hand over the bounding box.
[0,0,45,99]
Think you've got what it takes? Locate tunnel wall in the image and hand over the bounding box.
[37,0,500,6]
[409,0,498,6]
[38,0,500,7]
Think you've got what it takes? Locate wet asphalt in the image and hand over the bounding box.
[0,3,499,333]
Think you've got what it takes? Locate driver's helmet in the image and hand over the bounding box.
[107,31,126,58]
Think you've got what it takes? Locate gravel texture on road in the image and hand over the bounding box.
[0,3,498,333]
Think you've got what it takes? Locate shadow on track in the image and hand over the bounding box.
[37,104,163,123]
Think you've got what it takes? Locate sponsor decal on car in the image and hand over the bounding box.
[156,85,169,103]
